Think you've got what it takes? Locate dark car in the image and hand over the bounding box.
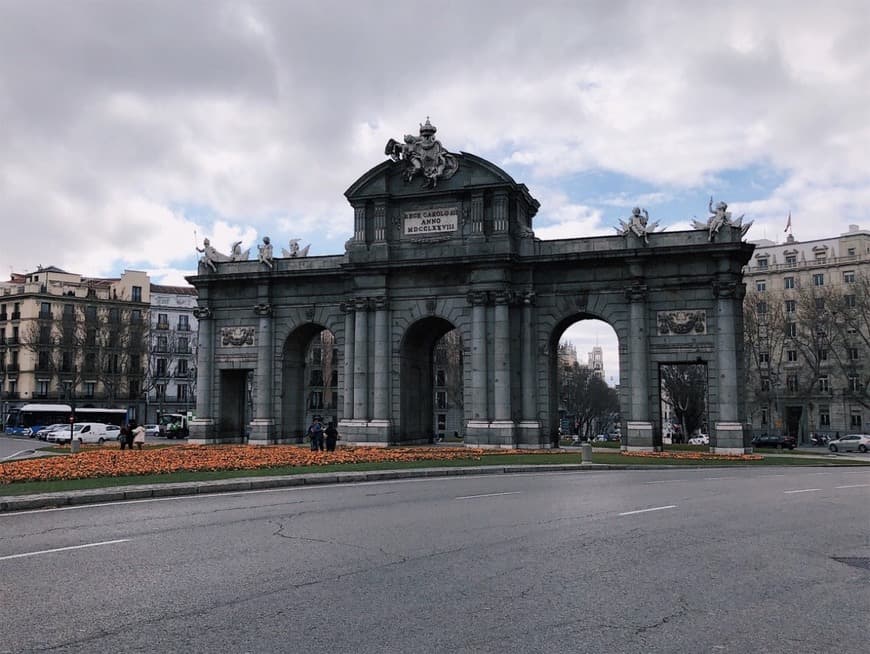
[751,434,796,450]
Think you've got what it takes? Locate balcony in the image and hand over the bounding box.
[176,324,191,331]
[11,311,20,320]
[6,336,18,346]
[3,392,20,400]
[156,322,170,330]
[38,310,53,320]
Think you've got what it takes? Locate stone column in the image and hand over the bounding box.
[189,306,215,443]
[372,296,390,422]
[248,300,275,444]
[490,289,515,445]
[468,291,489,422]
[342,302,355,421]
[353,297,369,421]
[625,282,653,450]
[713,277,746,453]
[518,290,540,446]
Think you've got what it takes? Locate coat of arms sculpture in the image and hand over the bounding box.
[385,117,459,189]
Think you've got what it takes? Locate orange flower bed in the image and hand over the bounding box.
[620,450,762,461]
[0,444,506,485]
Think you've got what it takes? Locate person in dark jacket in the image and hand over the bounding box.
[324,422,339,452]
[307,417,324,451]
[120,423,132,450]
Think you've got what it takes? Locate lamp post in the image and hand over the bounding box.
[64,379,79,454]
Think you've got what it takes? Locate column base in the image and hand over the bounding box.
[622,421,654,452]
[713,421,747,454]
[187,418,216,444]
[464,420,517,448]
[247,419,276,445]
[338,419,392,445]
[516,420,543,448]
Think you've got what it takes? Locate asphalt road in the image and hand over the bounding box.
[2,468,869,653]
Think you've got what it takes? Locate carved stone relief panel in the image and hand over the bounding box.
[220,326,256,346]
[657,310,707,336]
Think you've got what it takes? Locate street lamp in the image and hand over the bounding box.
[64,378,79,454]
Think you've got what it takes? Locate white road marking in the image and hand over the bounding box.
[455,491,521,500]
[618,505,677,516]
[783,488,822,494]
[644,480,681,484]
[835,484,870,489]
[0,538,130,561]
[703,476,736,480]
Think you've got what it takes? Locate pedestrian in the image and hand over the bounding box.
[324,421,339,452]
[132,422,146,451]
[119,423,131,450]
[307,417,324,451]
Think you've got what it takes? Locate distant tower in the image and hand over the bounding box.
[588,346,604,379]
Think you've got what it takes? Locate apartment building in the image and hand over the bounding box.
[0,266,150,424]
[146,284,199,425]
[743,225,870,443]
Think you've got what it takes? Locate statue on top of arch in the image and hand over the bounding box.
[616,207,660,244]
[692,196,753,241]
[385,117,459,189]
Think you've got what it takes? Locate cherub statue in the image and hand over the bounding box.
[692,197,752,241]
[282,239,311,258]
[257,236,273,268]
[616,207,660,244]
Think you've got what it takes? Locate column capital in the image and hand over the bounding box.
[193,306,212,320]
[353,297,371,312]
[253,303,272,317]
[373,295,389,311]
[340,299,355,313]
[493,289,514,305]
[712,280,744,299]
[467,290,489,306]
[522,291,536,306]
[624,283,648,303]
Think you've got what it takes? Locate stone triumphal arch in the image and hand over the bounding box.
[187,120,754,453]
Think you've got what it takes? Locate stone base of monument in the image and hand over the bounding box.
[337,419,393,446]
[516,421,544,449]
[712,421,747,454]
[187,418,216,444]
[464,420,517,448]
[247,419,275,445]
[622,421,654,451]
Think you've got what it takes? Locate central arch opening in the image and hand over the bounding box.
[399,316,462,443]
[282,324,339,441]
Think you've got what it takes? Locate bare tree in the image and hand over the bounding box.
[660,363,707,441]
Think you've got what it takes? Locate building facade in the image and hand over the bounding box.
[0,266,150,425]
[743,225,870,443]
[145,284,199,425]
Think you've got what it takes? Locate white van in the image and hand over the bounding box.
[47,422,111,445]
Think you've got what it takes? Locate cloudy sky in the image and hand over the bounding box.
[3,1,869,382]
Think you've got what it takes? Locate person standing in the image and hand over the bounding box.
[307,417,324,452]
[324,421,339,452]
[120,423,131,450]
[132,422,146,451]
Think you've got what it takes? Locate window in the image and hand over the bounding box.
[756,280,766,292]
[844,271,855,284]
[849,347,859,360]
[786,323,797,337]
[309,369,324,386]
[177,384,189,402]
[309,390,323,409]
[757,301,768,315]
[178,337,189,354]
[818,349,828,361]
[785,300,796,314]
[784,277,795,290]
[84,352,96,373]
[759,351,770,364]
[760,407,768,425]
[155,384,166,400]
[108,307,119,323]
[177,315,190,331]
[131,309,142,323]
[846,294,857,308]
[851,412,862,428]
[157,313,168,329]
[813,273,824,287]
[785,255,797,267]
[786,375,799,392]
[815,298,825,311]
[157,359,167,376]
[818,375,829,392]
[310,347,322,364]
[130,354,140,372]
[84,382,96,398]
[435,369,446,386]
[129,379,140,397]
[37,350,51,370]
[436,391,447,409]
[157,336,168,352]
[437,414,447,431]
[40,302,51,318]
[760,378,771,391]
[37,380,49,396]
[131,286,142,302]
[819,408,830,427]
[757,258,768,269]
[849,375,862,392]
[86,328,96,347]
[815,251,827,262]
[330,369,338,387]
[85,305,97,321]
[787,350,798,362]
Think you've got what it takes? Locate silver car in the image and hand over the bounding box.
[828,434,870,453]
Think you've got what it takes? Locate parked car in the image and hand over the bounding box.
[35,424,68,441]
[104,425,121,441]
[688,434,709,445]
[48,423,112,445]
[144,424,160,438]
[751,434,796,450]
[827,434,870,453]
